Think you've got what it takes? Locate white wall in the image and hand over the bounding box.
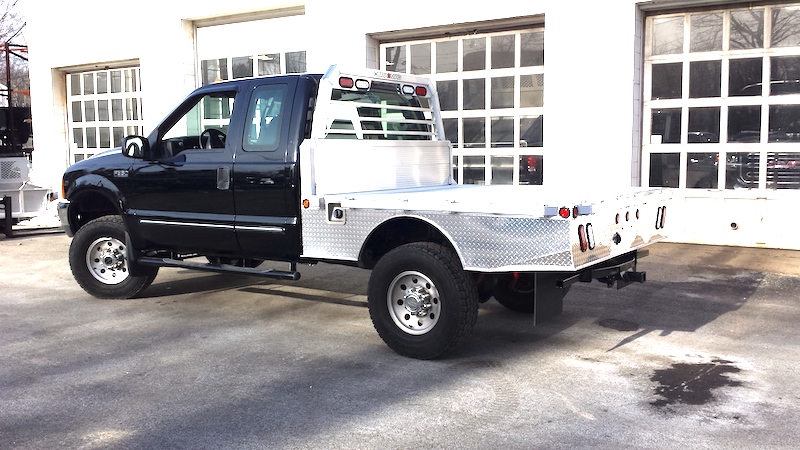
[22,0,650,195]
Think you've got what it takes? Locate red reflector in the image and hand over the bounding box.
[415,86,427,96]
[339,77,354,88]
[559,207,571,219]
[572,206,579,218]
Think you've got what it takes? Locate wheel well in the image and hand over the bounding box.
[358,217,457,269]
[70,190,120,231]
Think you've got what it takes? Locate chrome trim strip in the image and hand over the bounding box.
[235,225,285,233]
[140,219,234,230]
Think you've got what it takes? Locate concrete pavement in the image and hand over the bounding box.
[1,233,799,449]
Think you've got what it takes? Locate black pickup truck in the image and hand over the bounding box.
[59,66,669,359]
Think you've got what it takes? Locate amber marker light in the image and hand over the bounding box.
[302,199,310,209]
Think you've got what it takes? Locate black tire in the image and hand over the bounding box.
[68,215,158,299]
[493,273,536,313]
[368,242,478,359]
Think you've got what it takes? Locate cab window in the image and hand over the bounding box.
[243,84,288,152]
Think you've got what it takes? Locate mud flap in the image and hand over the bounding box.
[533,272,569,324]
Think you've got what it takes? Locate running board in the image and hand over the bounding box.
[137,257,301,281]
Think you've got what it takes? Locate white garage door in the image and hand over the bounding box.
[643,3,800,249]
[381,26,546,186]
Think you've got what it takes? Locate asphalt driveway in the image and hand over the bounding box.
[2,232,799,449]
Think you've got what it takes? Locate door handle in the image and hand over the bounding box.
[217,166,230,190]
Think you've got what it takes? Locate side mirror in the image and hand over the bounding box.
[122,135,149,159]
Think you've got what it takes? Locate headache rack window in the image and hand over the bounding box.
[325,86,435,140]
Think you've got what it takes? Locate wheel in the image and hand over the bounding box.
[200,128,226,149]
[205,256,263,268]
[493,273,535,313]
[368,242,478,359]
[68,215,158,299]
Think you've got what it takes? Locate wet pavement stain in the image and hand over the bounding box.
[651,359,742,407]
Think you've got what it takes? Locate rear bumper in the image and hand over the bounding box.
[557,249,648,290]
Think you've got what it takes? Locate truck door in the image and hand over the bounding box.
[125,89,240,255]
[232,80,300,260]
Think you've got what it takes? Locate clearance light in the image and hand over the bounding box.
[636,209,640,220]
[559,207,571,219]
[355,79,370,90]
[578,225,588,252]
[415,86,427,96]
[339,77,354,88]
[615,213,620,224]
[625,211,630,222]
[572,206,579,219]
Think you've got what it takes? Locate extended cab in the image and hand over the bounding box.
[59,65,671,359]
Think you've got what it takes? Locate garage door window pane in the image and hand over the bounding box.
[650,153,680,187]
[690,13,723,52]
[73,128,84,148]
[520,74,544,107]
[70,74,81,96]
[463,79,485,110]
[769,105,800,142]
[463,118,485,148]
[652,63,682,99]
[490,116,514,148]
[689,60,721,98]
[491,77,514,109]
[770,56,800,95]
[520,32,544,66]
[411,43,431,75]
[201,59,227,85]
[771,7,800,48]
[82,73,94,95]
[463,156,485,184]
[651,109,681,144]
[688,107,720,143]
[438,80,458,111]
[491,155,514,184]
[436,41,458,73]
[386,46,406,72]
[768,152,800,189]
[653,16,684,55]
[729,58,762,96]
[687,152,718,188]
[71,101,82,122]
[98,100,109,121]
[99,127,111,148]
[286,51,306,74]
[86,127,97,148]
[463,38,486,71]
[728,106,762,142]
[520,115,543,147]
[258,54,281,76]
[519,155,543,185]
[491,35,515,69]
[726,152,759,189]
[96,72,108,94]
[84,101,96,122]
[233,56,253,79]
[730,9,764,49]
[443,118,459,148]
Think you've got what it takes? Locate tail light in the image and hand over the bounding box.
[578,225,588,252]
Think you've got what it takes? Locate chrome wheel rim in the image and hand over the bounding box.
[386,270,441,335]
[85,236,129,285]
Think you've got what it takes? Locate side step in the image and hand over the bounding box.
[137,257,301,281]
